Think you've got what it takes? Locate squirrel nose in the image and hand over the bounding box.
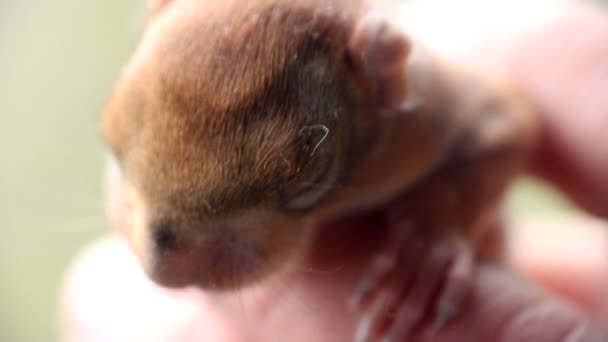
[140,218,195,288]
[151,219,179,253]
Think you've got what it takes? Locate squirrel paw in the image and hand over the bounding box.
[350,225,474,342]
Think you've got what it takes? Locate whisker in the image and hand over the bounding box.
[299,124,330,157]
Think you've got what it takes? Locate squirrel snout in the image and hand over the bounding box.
[150,219,180,253]
[136,221,261,290]
[137,229,208,289]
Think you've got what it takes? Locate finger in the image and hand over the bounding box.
[296,218,608,342]
[235,218,608,342]
[503,5,608,217]
[63,222,608,342]
[506,215,608,324]
[400,0,608,217]
[61,235,241,342]
[416,263,608,342]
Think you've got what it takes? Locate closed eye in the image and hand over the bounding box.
[279,156,336,212]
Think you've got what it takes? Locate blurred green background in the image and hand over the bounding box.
[0,1,583,341]
[1,1,142,341]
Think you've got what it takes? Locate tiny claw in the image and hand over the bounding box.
[350,254,395,310]
[430,302,458,335]
[427,236,473,334]
[350,279,374,310]
[354,316,373,342]
[354,291,394,342]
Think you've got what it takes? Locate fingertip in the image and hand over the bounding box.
[506,215,608,324]
[424,264,608,342]
[60,235,229,342]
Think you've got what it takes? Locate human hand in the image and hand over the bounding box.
[62,1,608,341]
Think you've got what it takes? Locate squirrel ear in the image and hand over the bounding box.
[348,13,413,111]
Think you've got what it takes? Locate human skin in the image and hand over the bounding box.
[62,1,608,341]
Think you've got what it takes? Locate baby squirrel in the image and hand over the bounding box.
[103,0,535,340]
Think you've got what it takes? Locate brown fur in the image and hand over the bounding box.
[103,0,535,290]
[105,0,369,216]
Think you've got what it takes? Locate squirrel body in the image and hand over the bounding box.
[104,0,535,337]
